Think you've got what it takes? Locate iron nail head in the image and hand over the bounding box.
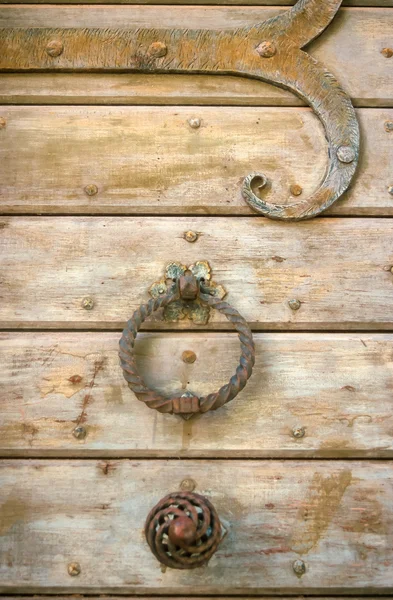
[288,299,301,311]
[184,230,198,243]
[381,47,393,58]
[180,478,197,492]
[46,39,64,57]
[182,350,197,364]
[293,559,306,576]
[67,562,81,577]
[82,297,94,310]
[188,118,201,129]
[292,426,305,439]
[256,41,276,58]
[290,184,303,197]
[148,41,167,58]
[84,184,98,196]
[73,426,87,440]
[337,145,356,164]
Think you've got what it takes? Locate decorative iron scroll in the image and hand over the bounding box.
[0,0,359,220]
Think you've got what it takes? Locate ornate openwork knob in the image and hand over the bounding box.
[145,492,223,569]
[119,266,255,419]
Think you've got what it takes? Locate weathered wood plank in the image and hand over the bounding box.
[0,106,391,216]
[0,332,392,457]
[1,0,391,4]
[0,459,392,593]
[1,217,393,330]
[0,73,307,107]
[0,8,392,107]
[2,594,392,600]
[2,594,393,600]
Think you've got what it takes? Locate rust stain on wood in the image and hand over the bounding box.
[0,494,30,536]
[75,356,105,426]
[290,469,352,554]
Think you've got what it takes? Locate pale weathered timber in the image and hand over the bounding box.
[0,332,392,457]
[0,0,391,4]
[0,8,392,107]
[0,2,364,223]
[0,106,391,216]
[0,73,305,106]
[1,217,393,330]
[1,597,390,600]
[0,459,392,593]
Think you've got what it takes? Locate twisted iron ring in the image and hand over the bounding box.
[119,271,255,418]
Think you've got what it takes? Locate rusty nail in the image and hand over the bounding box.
[180,478,196,492]
[73,426,87,440]
[184,230,198,243]
[182,350,197,364]
[337,145,356,164]
[292,426,305,439]
[288,299,301,311]
[290,184,303,197]
[256,41,276,58]
[385,121,393,132]
[293,559,306,577]
[46,40,64,57]
[81,297,94,310]
[188,118,201,129]
[84,184,98,196]
[67,562,81,577]
[381,47,393,58]
[148,41,167,58]
[388,186,393,196]
[0,117,6,129]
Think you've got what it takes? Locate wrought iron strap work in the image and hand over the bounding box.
[0,0,360,220]
[119,266,255,419]
[145,492,223,569]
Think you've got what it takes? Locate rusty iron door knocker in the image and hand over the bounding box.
[1,0,359,220]
[119,267,255,419]
[145,491,223,569]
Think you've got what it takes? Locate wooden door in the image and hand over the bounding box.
[1,0,393,597]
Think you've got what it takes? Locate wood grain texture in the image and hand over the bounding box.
[1,0,391,4]
[0,459,392,593]
[1,217,393,330]
[0,106,391,216]
[0,8,392,107]
[3,598,392,600]
[0,332,392,457]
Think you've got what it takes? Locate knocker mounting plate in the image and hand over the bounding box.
[149,261,226,326]
[0,0,360,220]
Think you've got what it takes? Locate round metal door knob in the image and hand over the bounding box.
[145,491,222,569]
[119,270,255,419]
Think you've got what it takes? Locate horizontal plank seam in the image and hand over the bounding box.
[0,3,391,8]
[1,214,393,219]
[0,456,392,462]
[1,328,393,333]
[1,101,393,109]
